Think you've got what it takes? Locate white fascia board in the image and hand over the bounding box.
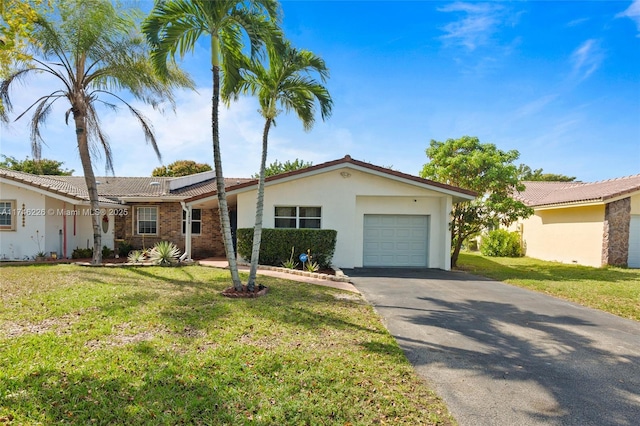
[533,200,605,211]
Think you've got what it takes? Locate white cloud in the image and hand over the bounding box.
[514,94,559,119]
[437,2,507,50]
[616,0,640,36]
[570,39,604,81]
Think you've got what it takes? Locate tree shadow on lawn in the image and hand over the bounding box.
[1,349,251,425]
[457,254,640,283]
[393,296,640,425]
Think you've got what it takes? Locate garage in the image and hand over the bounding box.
[363,214,429,267]
[629,215,640,268]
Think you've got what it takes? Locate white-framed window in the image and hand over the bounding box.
[275,206,321,229]
[182,208,202,235]
[137,206,158,235]
[0,200,16,231]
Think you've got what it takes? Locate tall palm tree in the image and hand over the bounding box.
[0,0,191,264]
[143,0,281,291]
[237,41,332,291]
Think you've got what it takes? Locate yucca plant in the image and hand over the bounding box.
[127,250,145,264]
[149,241,181,266]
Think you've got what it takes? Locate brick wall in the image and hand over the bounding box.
[602,197,631,267]
[113,202,225,259]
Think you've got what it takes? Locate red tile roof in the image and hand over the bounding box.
[515,174,640,207]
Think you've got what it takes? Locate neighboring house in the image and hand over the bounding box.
[513,175,640,268]
[0,167,248,260]
[185,155,476,270]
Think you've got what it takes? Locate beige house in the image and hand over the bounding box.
[513,175,640,268]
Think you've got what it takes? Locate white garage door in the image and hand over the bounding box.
[363,215,429,267]
[629,215,640,268]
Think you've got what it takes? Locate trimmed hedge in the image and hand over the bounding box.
[237,228,337,268]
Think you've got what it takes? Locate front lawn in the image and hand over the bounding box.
[0,264,453,425]
[457,252,640,321]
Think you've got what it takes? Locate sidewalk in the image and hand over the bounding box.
[197,258,359,294]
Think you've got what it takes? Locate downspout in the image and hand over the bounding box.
[180,201,192,261]
[63,202,67,258]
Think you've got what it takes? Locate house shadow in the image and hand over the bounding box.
[385,295,640,425]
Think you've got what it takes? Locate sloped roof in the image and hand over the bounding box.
[0,167,251,202]
[515,174,640,208]
[186,155,477,202]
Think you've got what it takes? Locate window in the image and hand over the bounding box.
[137,206,157,234]
[0,200,15,231]
[275,206,321,229]
[182,209,202,235]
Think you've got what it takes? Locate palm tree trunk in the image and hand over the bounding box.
[247,118,272,291]
[73,111,102,265]
[212,64,242,290]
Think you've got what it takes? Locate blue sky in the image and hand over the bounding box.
[1,0,639,182]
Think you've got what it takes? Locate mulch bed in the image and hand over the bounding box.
[221,284,268,298]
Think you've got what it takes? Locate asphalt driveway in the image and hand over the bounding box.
[344,268,640,426]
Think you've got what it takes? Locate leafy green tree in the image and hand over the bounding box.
[143,0,281,291]
[236,40,332,290]
[517,164,576,182]
[252,158,313,178]
[152,160,212,177]
[420,136,533,267]
[0,154,74,175]
[1,0,191,264]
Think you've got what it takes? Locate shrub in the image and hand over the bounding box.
[480,229,522,257]
[102,246,114,259]
[118,241,133,257]
[149,241,181,266]
[237,228,337,269]
[72,247,93,259]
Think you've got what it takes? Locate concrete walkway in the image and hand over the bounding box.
[197,258,359,293]
[345,268,640,426]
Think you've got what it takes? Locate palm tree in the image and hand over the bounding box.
[237,41,332,291]
[0,0,191,264]
[143,0,281,291]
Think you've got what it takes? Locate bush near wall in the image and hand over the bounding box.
[480,229,522,257]
[237,228,337,269]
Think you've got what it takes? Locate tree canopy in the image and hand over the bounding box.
[254,158,313,178]
[152,160,212,177]
[517,164,576,182]
[1,0,190,264]
[0,154,73,175]
[420,136,533,267]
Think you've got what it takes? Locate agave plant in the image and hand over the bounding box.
[149,241,181,266]
[127,250,145,264]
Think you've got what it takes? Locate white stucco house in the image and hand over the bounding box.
[185,155,476,270]
[0,169,121,260]
[1,156,476,269]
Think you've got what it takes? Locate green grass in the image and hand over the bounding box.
[0,264,454,425]
[457,252,640,321]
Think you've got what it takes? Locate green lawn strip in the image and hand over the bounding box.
[457,252,640,321]
[1,264,454,425]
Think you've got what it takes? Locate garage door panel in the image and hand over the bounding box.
[363,214,429,267]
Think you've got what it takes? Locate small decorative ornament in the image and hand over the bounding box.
[299,253,308,263]
[101,214,109,233]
